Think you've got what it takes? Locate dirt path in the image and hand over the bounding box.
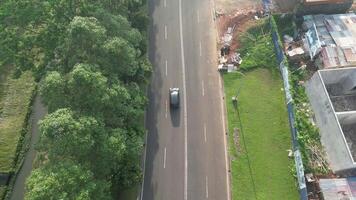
[10,95,47,200]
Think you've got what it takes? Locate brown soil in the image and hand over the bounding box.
[216,10,261,60]
[215,0,262,15]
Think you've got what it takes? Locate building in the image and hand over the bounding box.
[303,13,356,69]
[297,0,353,15]
[319,177,356,199]
[306,67,356,174]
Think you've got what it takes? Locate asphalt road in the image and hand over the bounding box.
[142,0,229,199]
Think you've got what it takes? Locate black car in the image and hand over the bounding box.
[169,88,180,108]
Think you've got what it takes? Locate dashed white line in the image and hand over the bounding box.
[165,60,168,76]
[163,147,167,169]
[178,0,188,199]
[202,80,205,96]
[165,100,168,119]
[206,176,209,199]
[204,123,207,143]
[197,10,200,23]
[199,41,202,57]
[164,25,167,40]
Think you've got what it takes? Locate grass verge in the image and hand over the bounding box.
[0,70,36,173]
[224,69,299,199]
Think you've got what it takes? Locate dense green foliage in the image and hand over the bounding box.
[271,14,330,174]
[238,20,277,71]
[0,0,151,199]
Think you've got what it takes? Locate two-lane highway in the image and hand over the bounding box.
[142,0,229,199]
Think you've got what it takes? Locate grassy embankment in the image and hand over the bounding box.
[0,66,36,198]
[224,19,299,199]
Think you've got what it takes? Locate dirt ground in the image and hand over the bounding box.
[214,0,262,15]
[215,0,299,15]
[273,0,298,12]
[214,0,299,56]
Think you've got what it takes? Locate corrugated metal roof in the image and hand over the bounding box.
[304,13,356,68]
[320,177,356,200]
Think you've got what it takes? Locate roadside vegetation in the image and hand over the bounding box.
[272,15,330,174]
[0,65,36,198]
[224,19,299,199]
[0,1,151,199]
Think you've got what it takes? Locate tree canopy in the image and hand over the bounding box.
[1,0,151,199]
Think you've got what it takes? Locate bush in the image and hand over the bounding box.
[238,20,277,71]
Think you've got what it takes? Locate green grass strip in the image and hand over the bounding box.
[0,70,36,172]
[224,69,299,200]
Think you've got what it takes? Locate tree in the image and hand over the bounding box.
[65,16,107,71]
[25,160,111,200]
[38,108,97,161]
[38,108,127,178]
[1,0,152,197]
[67,63,107,114]
[40,71,66,112]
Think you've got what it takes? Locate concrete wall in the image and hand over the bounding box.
[338,112,356,125]
[306,71,355,173]
[319,68,356,86]
[297,0,353,16]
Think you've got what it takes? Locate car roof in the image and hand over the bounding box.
[170,90,179,105]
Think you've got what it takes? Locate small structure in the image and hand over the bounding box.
[297,0,353,15]
[319,177,356,200]
[306,67,356,174]
[303,13,356,69]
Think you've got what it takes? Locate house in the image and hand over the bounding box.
[306,67,356,174]
[297,0,353,15]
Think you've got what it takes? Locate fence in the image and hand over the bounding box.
[264,2,308,199]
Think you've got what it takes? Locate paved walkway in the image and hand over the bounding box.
[10,95,46,200]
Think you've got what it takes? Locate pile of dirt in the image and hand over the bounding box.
[216,10,265,62]
[215,0,261,15]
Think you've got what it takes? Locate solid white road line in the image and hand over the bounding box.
[164,0,167,8]
[204,123,207,143]
[197,10,200,23]
[140,130,148,200]
[199,41,202,57]
[218,69,231,200]
[202,80,205,96]
[165,25,167,40]
[165,60,168,76]
[206,176,209,199]
[165,100,168,119]
[164,147,167,169]
[178,0,188,199]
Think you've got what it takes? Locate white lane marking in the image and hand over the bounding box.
[206,176,209,199]
[202,80,205,96]
[204,123,207,143]
[197,10,200,23]
[163,147,167,169]
[218,69,231,200]
[165,100,168,119]
[211,0,216,22]
[140,130,148,200]
[164,0,167,8]
[165,60,168,77]
[165,25,167,40]
[199,41,202,57]
[178,0,188,199]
